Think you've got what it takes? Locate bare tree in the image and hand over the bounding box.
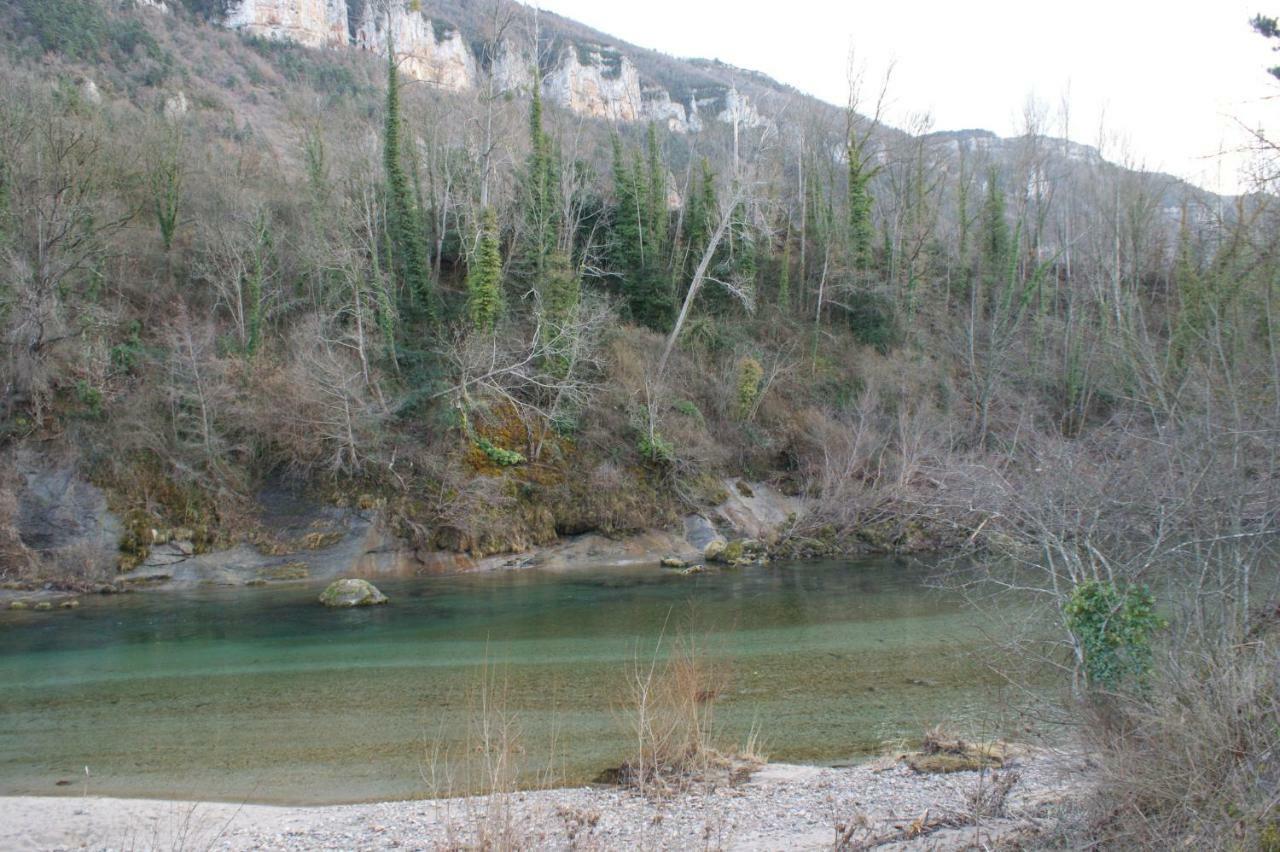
[1,106,132,422]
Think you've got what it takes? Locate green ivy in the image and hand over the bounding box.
[475,436,525,467]
[1064,579,1165,690]
[74,380,104,419]
[735,356,764,419]
[637,432,675,464]
[672,399,701,420]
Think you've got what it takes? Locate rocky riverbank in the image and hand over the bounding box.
[2,453,804,608]
[0,747,1086,850]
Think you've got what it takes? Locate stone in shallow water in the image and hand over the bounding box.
[318,578,389,608]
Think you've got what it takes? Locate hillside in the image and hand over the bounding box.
[0,0,1261,574]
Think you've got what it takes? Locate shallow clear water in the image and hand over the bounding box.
[0,559,1018,804]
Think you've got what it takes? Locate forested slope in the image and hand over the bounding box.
[0,0,1272,595]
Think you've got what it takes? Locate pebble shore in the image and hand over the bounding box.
[1,749,1085,851]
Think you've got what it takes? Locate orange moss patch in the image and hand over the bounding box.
[90,454,236,571]
[465,401,533,476]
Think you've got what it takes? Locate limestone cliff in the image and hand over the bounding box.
[354,5,478,92]
[225,0,349,48]
[641,86,696,134]
[713,85,767,129]
[220,0,765,132]
[490,40,534,95]
[542,42,642,122]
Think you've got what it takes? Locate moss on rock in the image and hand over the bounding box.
[319,578,388,608]
[258,562,311,581]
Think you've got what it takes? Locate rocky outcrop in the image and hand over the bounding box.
[319,577,388,607]
[14,451,122,576]
[713,478,801,542]
[218,1,766,132]
[115,487,439,589]
[542,42,642,121]
[490,40,534,95]
[642,87,696,134]
[225,0,349,48]
[354,6,478,91]
[713,86,767,129]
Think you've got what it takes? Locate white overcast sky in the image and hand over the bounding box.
[532,0,1279,194]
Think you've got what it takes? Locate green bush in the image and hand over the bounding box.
[637,431,675,465]
[735,356,763,419]
[841,290,902,354]
[74,380,104,419]
[475,436,525,467]
[1065,580,1165,690]
[110,324,146,375]
[672,399,702,420]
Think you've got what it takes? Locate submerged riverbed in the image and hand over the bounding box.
[0,558,1024,805]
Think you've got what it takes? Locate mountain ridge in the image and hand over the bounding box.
[191,0,1224,208]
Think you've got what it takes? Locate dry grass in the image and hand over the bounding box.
[614,620,765,796]
[422,659,561,852]
[1076,636,1280,850]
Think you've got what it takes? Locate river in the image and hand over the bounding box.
[0,558,1020,804]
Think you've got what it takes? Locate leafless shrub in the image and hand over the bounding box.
[245,316,392,477]
[1079,639,1280,849]
[437,295,614,460]
[616,620,763,797]
[157,305,241,485]
[0,93,132,425]
[0,460,37,582]
[423,659,558,852]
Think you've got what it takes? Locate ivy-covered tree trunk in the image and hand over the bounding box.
[466,208,504,332]
[517,84,560,296]
[382,41,433,321]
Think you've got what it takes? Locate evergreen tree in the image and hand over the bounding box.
[644,124,668,272]
[539,249,581,373]
[777,230,792,314]
[466,208,504,332]
[517,83,560,292]
[610,136,642,275]
[979,168,1012,313]
[1252,14,1280,79]
[383,41,433,319]
[847,129,875,274]
[609,135,672,330]
[683,159,718,276]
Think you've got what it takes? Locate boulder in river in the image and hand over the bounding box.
[319,578,389,608]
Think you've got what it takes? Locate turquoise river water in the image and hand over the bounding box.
[0,558,1021,804]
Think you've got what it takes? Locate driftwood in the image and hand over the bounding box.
[833,770,1022,850]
